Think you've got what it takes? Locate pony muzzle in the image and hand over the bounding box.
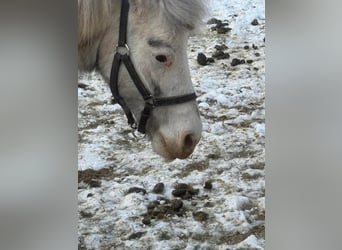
[153,130,201,160]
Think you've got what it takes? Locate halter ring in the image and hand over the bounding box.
[116,44,130,56]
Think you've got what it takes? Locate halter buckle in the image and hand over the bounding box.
[143,95,155,107]
[116,44,130,56]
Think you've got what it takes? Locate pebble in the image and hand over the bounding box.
[171,199,183,211]
[128,232,146,240]
[207,57,215,63]
[231,58,245,66]
[78,82,88,89]
[212,51,230,60]
[215,44,228,51]
[197,53,207,66]
[188,188,199,195]
[193,211,209,222]
[204,202,215,207]
[246,59,254,64]
[208,17,232,34]
[204,181,213,190]
[172,189,187,197]
[207,18,221,25]
[152,183,165,194]
[216,27,232,34]
[147,203,157,210]
[251,19,259,26]
[244,45,250,50]
[142,217,151,225]
[127,187,147,195]
[172,183,199,199]
[89,180,101,188]
[80,211,93,218]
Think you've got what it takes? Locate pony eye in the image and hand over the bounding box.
[155,55,167,63]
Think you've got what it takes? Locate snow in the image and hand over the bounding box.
[78,0,265,249]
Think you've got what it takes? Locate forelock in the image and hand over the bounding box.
[151,0,208,30]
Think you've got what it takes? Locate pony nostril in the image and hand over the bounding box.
[184,134,195,149]
[155,55,167,63]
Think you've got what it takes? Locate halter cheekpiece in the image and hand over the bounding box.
[109,0,197,134]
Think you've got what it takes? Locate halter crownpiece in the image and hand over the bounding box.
[109,0,197,134]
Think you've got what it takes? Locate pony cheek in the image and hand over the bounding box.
[163,55,174,67]
[163,61,173,67]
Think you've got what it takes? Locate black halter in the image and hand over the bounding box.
[109,0,197,134]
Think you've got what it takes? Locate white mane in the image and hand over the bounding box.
[78,0,207,46]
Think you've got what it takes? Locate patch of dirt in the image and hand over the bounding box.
[140,182,215,226]
[177,160,210,177]
[78,168,114,185]
[242,172,263,181]
[218,224,265,245]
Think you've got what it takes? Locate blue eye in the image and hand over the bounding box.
[155,55,167,63]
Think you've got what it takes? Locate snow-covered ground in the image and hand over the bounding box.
[78,0,265,249]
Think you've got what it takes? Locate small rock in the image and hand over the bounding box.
[127,187,147,195]
[152,183,165,194]
[244,45,250,50]
[172,183,200,199]
[80,211,93,218]
[197,53,207,66]
[188,188,199,196]
[147,202,157,210]
[171,199,183,211]
[78,82,88,89]
[251,19,259,26]
[212,51,230,60]
[142,217,151,225]
[87,193,93,198]
[183,193,193,200]
[231,58,245,66]
[204,202,215,207]
[252,44,258,49]
[212,50,224,58]
[214,44,228,51]
[246,59,254,64]
[191,201,198,206]
[207,18,222,25]
[216,27,232,34]
[204,181,213,190]
[240,201,254,211]
[193,211,209,222]
[207,153,220,159]
[89,180,101,188]
[128,231,146,240]
[255,52,261,57]
[172,189,187,197]
[207,57,215,63]
[220,22,230,27]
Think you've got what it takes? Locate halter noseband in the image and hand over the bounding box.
[109,0,197,134]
